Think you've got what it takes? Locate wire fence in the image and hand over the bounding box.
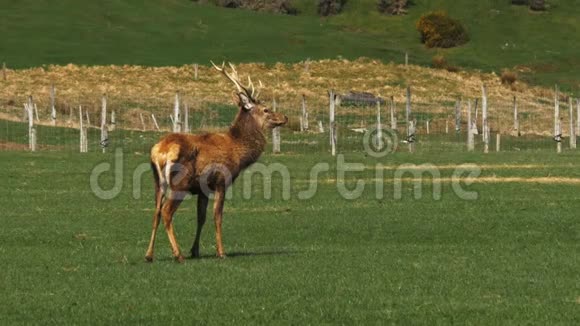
[1,87,577,155]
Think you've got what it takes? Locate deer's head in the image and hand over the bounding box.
[212,62,288,130]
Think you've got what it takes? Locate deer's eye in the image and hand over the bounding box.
[263,109,270,113]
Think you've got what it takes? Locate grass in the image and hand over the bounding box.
[1,0,580,91]
[1,142,580,323]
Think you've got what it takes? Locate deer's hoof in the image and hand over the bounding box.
[217,253,227,259]
[175,255,185,263]
[145,256,154,263]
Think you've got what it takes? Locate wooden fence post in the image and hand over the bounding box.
[110,110,116,131]
[140,113,146,131]
[554,86,562,153]
[25,101,36,152]
[151,114,160,131]
[173,92,181,132]
[375,101,383,150]
[301,94,309,131]
[184,103,190,133]
[426,120,430,135]
[2,62,6,81]
[50,84,56,126]
[100,95,108,153]
[79,106,87,153]
[330,90,337,156]
[467,100,474,152]
[194,64,198,80]
[455,99,461,133]
[482,85,489,153]
[390,96,397,131]
[272,99,281,153]
[513,95,519,136]
[405,52,409,67]
[577,99,580,137]
[569,97,576,149]
[406,86,414,153]
[496,134,501,152]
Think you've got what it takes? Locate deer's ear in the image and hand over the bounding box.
[237,93,255,111]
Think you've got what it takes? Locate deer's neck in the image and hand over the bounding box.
[228,114,266,168]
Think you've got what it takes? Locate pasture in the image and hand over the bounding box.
[1,139,579,324]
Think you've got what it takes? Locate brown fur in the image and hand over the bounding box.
[145,91,287,262]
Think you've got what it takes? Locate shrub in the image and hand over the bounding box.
[431,55,447,69]
[416,11,469,48]
[194,0,298,15]
[501,70,518,85]
[378,0,409,15]
[511,0,528,5]
[529,0,546,11]
[317,0,347,16]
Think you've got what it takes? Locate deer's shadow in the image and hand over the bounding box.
[192,249,298,260]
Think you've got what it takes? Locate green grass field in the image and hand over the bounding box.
[1,145,579,323]
[1,0,580,91]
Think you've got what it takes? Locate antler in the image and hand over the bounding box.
[211,61,261,101]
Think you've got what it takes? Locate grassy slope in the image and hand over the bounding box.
[1,0,579,91]
[0,150,579,324]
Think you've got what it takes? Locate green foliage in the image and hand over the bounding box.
[416,11,469,48]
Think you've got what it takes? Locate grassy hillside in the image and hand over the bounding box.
[1,0,579,91]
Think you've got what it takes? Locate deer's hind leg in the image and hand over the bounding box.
[145,162,165,262]
[191,193,209,258]
[161,196,185,263]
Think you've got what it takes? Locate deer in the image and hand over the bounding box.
[145,62,288,263]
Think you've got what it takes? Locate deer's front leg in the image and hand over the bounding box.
[213,189,226,258]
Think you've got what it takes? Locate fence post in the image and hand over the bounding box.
[513,95,519,136]
[390,96,397,130]
[375,101,384,150]
[318,121,324,133]
[329,90,337,156]
[194,64,198,80]
[426,120,430,135]
[140,113,146,131]
[569,97,576,149]
[2,62,6,81]
[272,98,281,153]
[25,101,36,152]
[577,99,580,137]
[406,86,414,153]
[482,85,489,153]
[101,95,108,153]
[301,94,309,131]
[110,110,116,131]
[455,99,461,133]
[173,92,181,132]
[79,106,87,153]
[50,84,56,126]
[151,114,160,131]
[467,100,474,152]
[184,103,190,133]
[496,134,501,152]
[405,52,409,67]
[445,118,449,134]
[554,86,562,153]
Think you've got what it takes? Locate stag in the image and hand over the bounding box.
[145,62,288,262]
